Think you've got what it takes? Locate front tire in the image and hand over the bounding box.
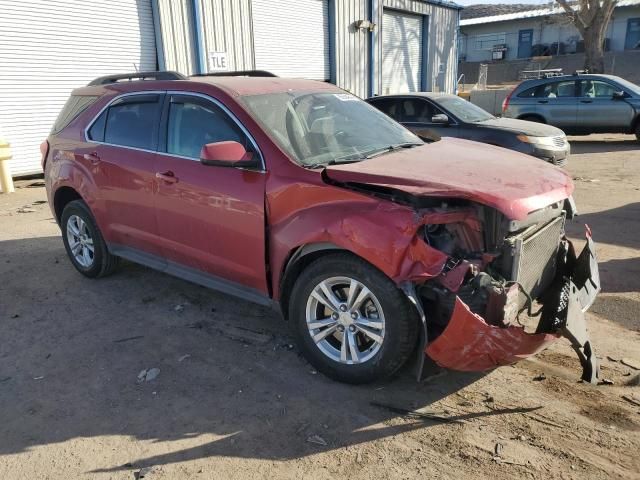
[289,253,418,384]
[61,200,119,278]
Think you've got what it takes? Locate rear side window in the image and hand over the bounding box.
[87,94,161,150]
[518,86,538,98]
[369,98,401,121]
[51,95,99,134]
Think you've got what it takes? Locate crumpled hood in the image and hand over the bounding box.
[476,117,565,137]
[324,138,574,220]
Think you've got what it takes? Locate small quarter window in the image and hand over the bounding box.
[52,95,99,134]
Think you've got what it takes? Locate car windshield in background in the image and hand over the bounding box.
[612,76,640,95]
[434,95,494,123]
[241,91,422,166]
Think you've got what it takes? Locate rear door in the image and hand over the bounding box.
[84,92,164,256]
[577,79,634,132]
[535,80,578,130]
[153,93,268,294]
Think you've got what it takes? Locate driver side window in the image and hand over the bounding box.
[166,96,248,159]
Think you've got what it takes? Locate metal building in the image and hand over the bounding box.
[0,0,460,177]
[156,0,462,98]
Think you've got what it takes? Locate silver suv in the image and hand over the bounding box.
[503,74,640,140]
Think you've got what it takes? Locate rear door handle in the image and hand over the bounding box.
[537,100,549,104]
[156,170,178,184]
[83,152,100,164]
[580,99,593,103]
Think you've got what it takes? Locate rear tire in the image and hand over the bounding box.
[61,200,119,278]
[289,253,418,384]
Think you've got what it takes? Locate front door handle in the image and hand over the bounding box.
[156,171,178,184]
[83,152,101,164]
[580,99,593,103]
[537,100,549,104]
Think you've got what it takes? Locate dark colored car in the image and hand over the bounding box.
[503,74,640,139]
[367,93,570,166]
[43,71,600,385]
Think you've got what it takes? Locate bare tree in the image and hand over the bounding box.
[555,0,617,73]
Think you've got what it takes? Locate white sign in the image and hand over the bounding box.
[208,52,228,72]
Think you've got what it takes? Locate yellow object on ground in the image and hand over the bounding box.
[0,137,15,193]
[457,91,471,101]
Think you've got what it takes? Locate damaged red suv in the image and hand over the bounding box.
[44,71,601,384]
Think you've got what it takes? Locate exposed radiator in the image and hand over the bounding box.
[507,215,565,300]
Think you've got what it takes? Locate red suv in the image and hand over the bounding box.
[44,71,601,384]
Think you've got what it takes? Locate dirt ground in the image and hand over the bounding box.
[1,134,639,480]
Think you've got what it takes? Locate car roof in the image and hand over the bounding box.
[517,73,625,88]
[74,76,344,98]
[367,92,459,101]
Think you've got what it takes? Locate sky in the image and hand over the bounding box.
[454,0,551,5]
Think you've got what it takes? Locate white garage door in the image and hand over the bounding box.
[0,0,157,177]
[382,10,423,95]
[252,0,329,80]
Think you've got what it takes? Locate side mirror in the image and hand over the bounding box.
[612,91,626,100]
[431,114,450,125]
[200,141,256,168]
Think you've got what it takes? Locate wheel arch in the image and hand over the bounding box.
[278,242,350,319]
[53,186,84,223]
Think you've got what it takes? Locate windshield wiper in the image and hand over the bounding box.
[302,156,365,169]
[364,142,423,159]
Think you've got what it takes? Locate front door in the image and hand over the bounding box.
[518,29,533,58]
[535,80,579,129]
[153,93,268,294]
[577,80,634,132]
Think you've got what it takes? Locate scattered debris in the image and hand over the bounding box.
[134,466,155,479]
[606,355,620,362]
[307,434,328,446]
[174,304,185,312]
[309,369,318,375]
[621,358,640,370]
[32,200,47,205]
[33,376,44,380]
[178,354,191,362]
[622,394,640,407]
[494,442,504,456]
[10,314,19,319]
[517,435,528,441]
[137,368,160,383]
[533,373,547,381]
[0,376,11,383]
[113,335,144,343]
[599,378,615,385]
[16,207,36,213]
[370,402,464,424]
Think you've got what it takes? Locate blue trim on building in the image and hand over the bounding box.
[328,0,337,83]
[191,0,206,74]
[420,14,430,91]
[368,0,375,96]
[150,0,166,70]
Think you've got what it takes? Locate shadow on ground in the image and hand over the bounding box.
[566,202,640,252]
[569,138,639,155]
[0,236,514,473]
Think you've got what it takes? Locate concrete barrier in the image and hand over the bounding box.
[469,89,512,116]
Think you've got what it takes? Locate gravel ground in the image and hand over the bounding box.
[0,134,639,480]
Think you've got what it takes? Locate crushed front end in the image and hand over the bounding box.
[415,198,601,383]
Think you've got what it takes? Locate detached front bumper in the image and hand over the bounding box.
[424,229,601,383]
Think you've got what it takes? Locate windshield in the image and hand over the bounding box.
[434,95,494,123]
[612,76,640,95]
[241,91,422,166]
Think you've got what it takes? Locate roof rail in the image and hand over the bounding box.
[191,70,278,78]
[87,71,187,86]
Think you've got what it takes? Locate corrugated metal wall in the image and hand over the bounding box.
[157,0,197,74]
[0,0,157,176]
[334,0,370,97]
[200,0,255,72]
[379,0,458,93]
[155,0,459,94]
